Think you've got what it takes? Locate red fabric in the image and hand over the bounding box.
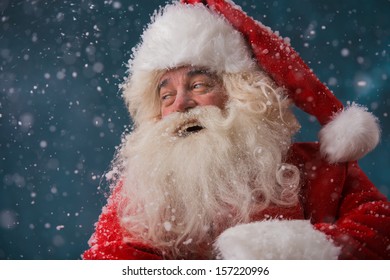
[82,186,163,260]
[288,143,390,259]
[181,0,343,126]
[82,143,390,260]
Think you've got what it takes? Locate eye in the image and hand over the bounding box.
[192,82,209,92]
[193,83,203,88]
[161,93,174,101]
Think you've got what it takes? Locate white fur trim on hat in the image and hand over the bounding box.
[214,220,341,259]
[130,3,255,74]
[319,103,381,163]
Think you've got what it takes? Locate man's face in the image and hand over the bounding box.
[158,66,228,117]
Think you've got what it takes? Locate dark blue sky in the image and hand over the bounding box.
[1,0,389,259]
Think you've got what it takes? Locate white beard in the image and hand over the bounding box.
[112,104,300,259]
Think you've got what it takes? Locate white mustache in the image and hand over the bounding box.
[155,106,228,138]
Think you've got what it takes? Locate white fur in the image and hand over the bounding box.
[130,3,254,74]
[215,220,341,259]
[319,103,380,163]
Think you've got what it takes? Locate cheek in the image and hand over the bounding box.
[203,92,227,109]
[161,107,173,118]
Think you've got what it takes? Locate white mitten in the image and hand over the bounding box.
[214,220,340,259]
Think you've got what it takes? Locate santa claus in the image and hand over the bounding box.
[82,0,390,260]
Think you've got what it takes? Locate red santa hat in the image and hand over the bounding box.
[123,0,380,163]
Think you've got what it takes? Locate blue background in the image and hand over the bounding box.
[1,0,389,259]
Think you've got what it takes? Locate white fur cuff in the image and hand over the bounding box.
[319,103,380,163]
[214,220,340,259]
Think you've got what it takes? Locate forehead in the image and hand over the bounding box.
[158,66,215,86]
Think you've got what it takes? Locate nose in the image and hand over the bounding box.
[172,89,197,113]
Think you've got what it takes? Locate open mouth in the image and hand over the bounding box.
[176,121,205,137]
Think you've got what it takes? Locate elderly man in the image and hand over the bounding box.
[83,0,390,260]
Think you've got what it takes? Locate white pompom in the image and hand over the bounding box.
[319,103,380,163]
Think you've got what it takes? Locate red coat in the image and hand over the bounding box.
[82,142,390,260]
